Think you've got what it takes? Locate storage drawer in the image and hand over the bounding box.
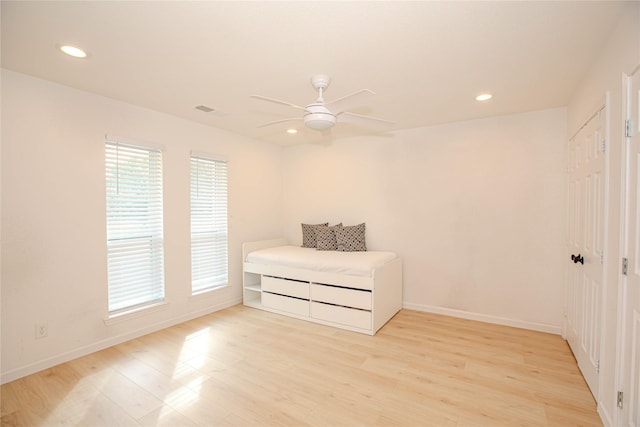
[263,276,309,299]
[311,283,371,310]
[311,301,371,330]
[263,292,309,317]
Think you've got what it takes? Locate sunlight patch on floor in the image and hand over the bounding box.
[167,327,212,408]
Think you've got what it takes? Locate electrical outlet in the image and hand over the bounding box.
[35,323,48,339]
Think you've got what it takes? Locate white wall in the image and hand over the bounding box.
[0,70,283,383]
[567,3,640,425]
[282,107,567,333]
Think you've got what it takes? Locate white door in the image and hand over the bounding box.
[566,104,606,398]
[620,67,640,426]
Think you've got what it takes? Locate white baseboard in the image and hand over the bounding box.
[2,299,562,384]
[1,298,242,385]
[402,302,562,335]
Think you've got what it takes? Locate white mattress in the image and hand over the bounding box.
[245,245,397,277]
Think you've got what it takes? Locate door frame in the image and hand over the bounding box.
[615,64,640,427]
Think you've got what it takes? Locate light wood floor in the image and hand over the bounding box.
[1,306,601,426]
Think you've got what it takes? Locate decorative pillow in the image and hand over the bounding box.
[315,223,342,251]
[301,222,328,248]
[336,223,367,252]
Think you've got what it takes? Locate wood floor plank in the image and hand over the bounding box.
[137,405,199,427]
[1,306,601,426]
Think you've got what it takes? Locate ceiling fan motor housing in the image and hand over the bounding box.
[304,103,336,130]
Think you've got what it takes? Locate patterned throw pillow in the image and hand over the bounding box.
[301,222,328,248]
[315,223,342,250]
[336,223,367,252]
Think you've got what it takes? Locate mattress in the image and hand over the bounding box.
[245,245,397,277]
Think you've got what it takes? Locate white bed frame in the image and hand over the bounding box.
[242,238,403,335]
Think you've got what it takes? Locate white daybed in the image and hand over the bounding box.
[242,238,403,335]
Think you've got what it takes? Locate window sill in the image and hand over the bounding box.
[190,284,230,298]
[104,301,169,326]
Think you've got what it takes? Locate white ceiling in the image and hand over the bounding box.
[1,1,628,146]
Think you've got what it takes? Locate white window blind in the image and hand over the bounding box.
[190,154,228,293]
[106,140,165,315]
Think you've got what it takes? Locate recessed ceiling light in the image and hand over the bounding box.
[287,129,298,134]
[475,93,493,102]
[60,45,87,58]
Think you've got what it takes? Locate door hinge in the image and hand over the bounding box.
[617,391,624,409]
[600,252,604,265]
[600,139,606,153]
[623,258,629,275]
[595,360,600,374]
[626,119,632,138]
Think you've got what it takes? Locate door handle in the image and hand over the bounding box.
[571,254,584,264]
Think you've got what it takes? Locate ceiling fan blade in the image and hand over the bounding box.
[337,111,395,125]
[257,117,302,128]
[251,95,307,111]
[325,89,375,110]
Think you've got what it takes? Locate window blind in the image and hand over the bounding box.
[190,154,228,293]
[106,140,165,315]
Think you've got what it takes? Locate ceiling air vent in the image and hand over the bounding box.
[195,105,215,113]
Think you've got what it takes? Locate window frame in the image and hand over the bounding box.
[190,152,229,294]
[105,138,165,317]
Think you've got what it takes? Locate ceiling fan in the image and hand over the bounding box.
[251,74,393,133]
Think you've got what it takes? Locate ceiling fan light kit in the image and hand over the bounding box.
[251,74,393,134]
[304,107,336,130]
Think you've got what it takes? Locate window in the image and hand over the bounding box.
[190,154,228,293]
[105,140,164,315]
